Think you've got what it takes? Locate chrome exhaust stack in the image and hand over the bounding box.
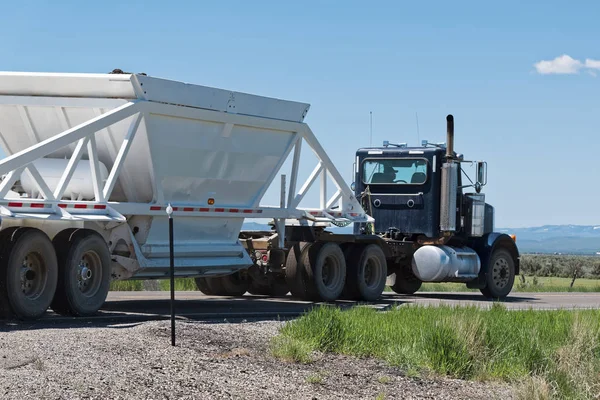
[440,115,457,233]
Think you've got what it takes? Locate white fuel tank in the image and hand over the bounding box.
[411,245,481,282]
[20,158,109,201]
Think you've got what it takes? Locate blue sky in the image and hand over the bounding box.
[0,0,598,228]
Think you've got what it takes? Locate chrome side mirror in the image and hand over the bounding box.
[476,161,487,192]
[351,182,356,191]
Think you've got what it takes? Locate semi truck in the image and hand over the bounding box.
[0,71,518,321]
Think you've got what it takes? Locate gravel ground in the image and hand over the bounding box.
[0,320,514,400]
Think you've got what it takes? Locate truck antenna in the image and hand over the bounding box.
[415,112,420,145]
[369,111,373,147]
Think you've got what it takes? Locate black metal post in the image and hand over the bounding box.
[167,204,176,346]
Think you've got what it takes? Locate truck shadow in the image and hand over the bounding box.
[388,292,537,303]
[1,291,543,331]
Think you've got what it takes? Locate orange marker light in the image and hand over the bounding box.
[207,198,215,205]
[510,234,517,242]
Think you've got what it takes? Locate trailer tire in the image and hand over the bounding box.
[51,232,111,317]
[195,277,219,295]
[215,272,249,296]
[480,248,515,299]
[302,242,346,302]
[0,229,58,320]
[285,242,310,298]
[345,244,387,301]
[248,276,289,297]
[389,270,422,295]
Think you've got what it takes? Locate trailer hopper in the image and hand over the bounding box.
[0,72,368,286]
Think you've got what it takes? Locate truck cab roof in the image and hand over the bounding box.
[356,146,445,157]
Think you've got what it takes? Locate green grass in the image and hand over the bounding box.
[272,305,600,399]
[110,278,198,291]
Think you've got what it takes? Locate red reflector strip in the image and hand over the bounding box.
[8,202,23,207]
[243,209,253,214]
[214,208,225,212]
[229,208,239,213]
[74,204,87,209]
[31,203,46,208]
[183,207,194,212]
[58,204,67,208]
[150,206,162,211]
[199,208,210,212]
[94,205,107,210]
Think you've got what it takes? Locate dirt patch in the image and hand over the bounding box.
[0,320,513,399]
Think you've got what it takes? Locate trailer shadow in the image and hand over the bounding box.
[0,291,545,331]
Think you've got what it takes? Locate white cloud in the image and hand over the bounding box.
[585,58,600,70]
[534,54,583,74]
[534,55,600,76]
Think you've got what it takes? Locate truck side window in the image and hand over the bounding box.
[362,158,428,185]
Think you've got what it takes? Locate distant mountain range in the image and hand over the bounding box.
[242,223,600,255]
[497,225,600,255]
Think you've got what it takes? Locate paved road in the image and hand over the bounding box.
[5,291,600,328]
[97,291,600,320]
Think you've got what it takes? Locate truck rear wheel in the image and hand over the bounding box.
[51,232,111,317]
[389,269,422,295]
[302,242,346,302]
[480,248,515,299]
[345,244,387,301]
[0,229,58,320]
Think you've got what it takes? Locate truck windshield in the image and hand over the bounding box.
[362,158,428,185]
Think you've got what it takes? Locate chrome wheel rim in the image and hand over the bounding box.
[492,256,510,289]
[78,251,102,296]
[20,252,47,300]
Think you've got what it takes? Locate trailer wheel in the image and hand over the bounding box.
[195,277,219,295]
[285,243,310,298]
[248,276,289,297]
[345,245,387,301]
[302,242,346,302]
[51,232,111,316]
[215,272,249,296]
[0,230,58,320]
[480,248,515,299]
[389,269,422,295]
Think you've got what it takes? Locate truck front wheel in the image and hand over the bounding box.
[480,248,515,299]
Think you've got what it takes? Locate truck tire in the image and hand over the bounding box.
[51,232,111,317]
[285,242,310,298]
[0,230,58,320]
[345,244,387,301]
[389,270,422,295]
[480,248,515,299]
[302,242,346,302]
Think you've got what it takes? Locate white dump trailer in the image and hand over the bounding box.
[0,71,384,320]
